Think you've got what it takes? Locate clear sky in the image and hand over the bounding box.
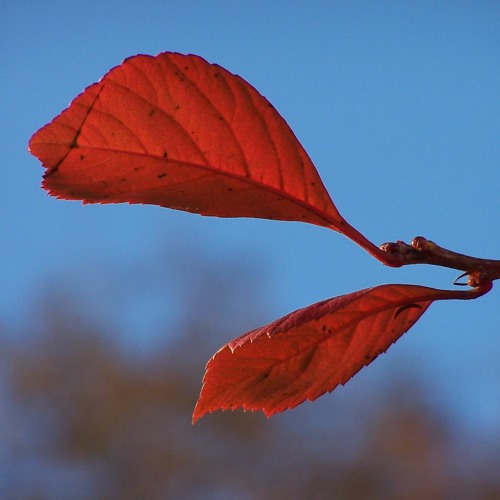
[3,1,500,435]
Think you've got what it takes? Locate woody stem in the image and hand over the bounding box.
[379,236,500,284]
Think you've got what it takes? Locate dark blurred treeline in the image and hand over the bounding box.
[1,248,499,499]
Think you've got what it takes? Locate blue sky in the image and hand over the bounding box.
[3,1,500,435]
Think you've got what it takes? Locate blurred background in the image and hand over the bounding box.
[2,1,500,498]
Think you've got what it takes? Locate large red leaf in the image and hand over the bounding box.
[193,283,489,422]
[29,52,347,229]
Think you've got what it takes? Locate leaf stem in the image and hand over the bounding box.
[336,220,405,268]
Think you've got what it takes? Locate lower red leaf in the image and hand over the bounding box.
[193,282,490,422]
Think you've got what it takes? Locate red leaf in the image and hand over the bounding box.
[29,52,346,229]
[193,283,486,422]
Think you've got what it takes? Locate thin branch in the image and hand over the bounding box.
[379,236,500,284]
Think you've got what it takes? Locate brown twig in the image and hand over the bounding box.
[379,236,500,286]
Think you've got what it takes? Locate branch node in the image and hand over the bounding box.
[380,236,500,283]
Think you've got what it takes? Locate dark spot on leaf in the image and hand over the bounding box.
[263,371,270,379]
[148,108,156,117]
[79,154,85,160]
[158,173,167,179]
[227,187,233,192]
[322,325,327,332]
[394,303,422,319]
[163,151,168,159]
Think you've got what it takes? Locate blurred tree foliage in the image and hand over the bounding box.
[0,250,499,499]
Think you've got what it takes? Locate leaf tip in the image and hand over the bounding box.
[191,408,203,425]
